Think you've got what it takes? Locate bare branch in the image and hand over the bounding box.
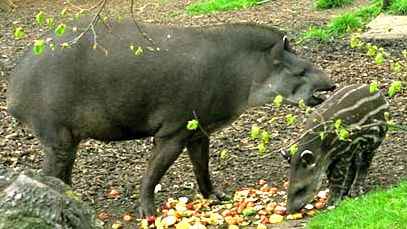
[66,0,102,12]
[65,0,107,47]
[130,0,155,46]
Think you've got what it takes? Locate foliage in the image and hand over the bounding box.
[315,0,353,10]
[185,0,270,14]
[308,181,407,228]
[303,0,382,40]
[386,0,407,15]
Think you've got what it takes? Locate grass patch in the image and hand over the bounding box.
[185,0,269,14]
[315,0,353,10]
[303,0,382,40]
[386,0,407,15]
[308,181,407,229]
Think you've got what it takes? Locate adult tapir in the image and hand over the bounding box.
[7,19,335,216]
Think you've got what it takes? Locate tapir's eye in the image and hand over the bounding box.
[296,187,307,196]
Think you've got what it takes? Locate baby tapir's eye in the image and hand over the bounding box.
[298,71,306,77]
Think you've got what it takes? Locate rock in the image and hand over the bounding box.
[360,14,407,40]
[0,168,103,229]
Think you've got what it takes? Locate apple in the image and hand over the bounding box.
[225,216,238,225]
[145,216,155,225]
[259,186,269,192]
[315,202,324,210]
[123,214,132,222]
[258,179,267,186]
[97,212,107,221]
[269,187,278,194]
[283,181,290,189]
[186,202,194,210]
[108,188,120,197]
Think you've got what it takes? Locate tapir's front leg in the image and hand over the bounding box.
[186,136,230,201]
[139,133,186,217]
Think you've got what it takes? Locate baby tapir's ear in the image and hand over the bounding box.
[300,150,316,167]
[280,150,291,163]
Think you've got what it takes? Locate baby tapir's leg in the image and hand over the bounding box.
[350,149,376,197]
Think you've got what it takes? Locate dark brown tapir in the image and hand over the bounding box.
[7,19,335,216]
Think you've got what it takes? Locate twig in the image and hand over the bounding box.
[193,110,210,138]
[130,0,155,46]
[66,0,102,12]
[65,0,107,47]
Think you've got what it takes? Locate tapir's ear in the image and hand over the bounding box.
[282,35,289,50]
[300,150,316,166]
[280,150,291,163]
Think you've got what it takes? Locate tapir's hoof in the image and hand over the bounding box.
[139,205,158,219]
[216,191,232,201]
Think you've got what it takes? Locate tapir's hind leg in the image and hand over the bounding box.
[139,132,188,217]
[186,136,230,201]
[32,120,80,185]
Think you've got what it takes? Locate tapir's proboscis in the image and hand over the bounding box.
[282,84,389,213]
[7,19,335,217]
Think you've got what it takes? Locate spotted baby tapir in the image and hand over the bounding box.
[283,84,389,213]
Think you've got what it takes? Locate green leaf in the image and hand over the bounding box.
[387,120,396,130]
[261,131,270,144]
[45,18,54,27]
[384,111,390,119]
[258,143,266,154]
[339,128,349,141]
[369,80,378,93]
[298,99,306,109]
[367,46,375,56]
[220,150,227,159]
[187,119,199,130]
[388,81,402,98]
[269,117,277,125]
[46,38,55,50]
[350,37,359,48]
[33,40,44,55]
[320,132,326,141]
[55,24,66,37]
[61,42,70,49]
[118,14,124,22]
[334,119,342,129]
[305,107,312,116]
[14,27,24,39]
[134,47,143,56]
[36,11,44,24]
[251,125,260,139]
[375,53,384,65]
[75,11,82,20]
[274,95,283,107]
[289,145,298,155]
[393,62,402,74]
[61,8,67,16]
[402,49,407,59]
[285,114,295,125]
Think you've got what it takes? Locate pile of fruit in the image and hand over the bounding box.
[139,179,329,228]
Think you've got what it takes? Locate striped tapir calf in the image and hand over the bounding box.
[283,84,389,213]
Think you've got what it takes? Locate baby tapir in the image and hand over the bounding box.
[7,19,335,217]
[283,84,389,213]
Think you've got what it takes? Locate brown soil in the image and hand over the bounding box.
[0,0,406,228]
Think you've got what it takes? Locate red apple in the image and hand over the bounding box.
[315,202,324,210]
[145,216,155,225]
[108,188,120,197]
[269,187,278,194]
[258,179,267,186]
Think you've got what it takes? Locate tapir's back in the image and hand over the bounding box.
[306,84,389,131]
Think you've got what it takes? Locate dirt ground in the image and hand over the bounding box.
[0,0,406,228]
